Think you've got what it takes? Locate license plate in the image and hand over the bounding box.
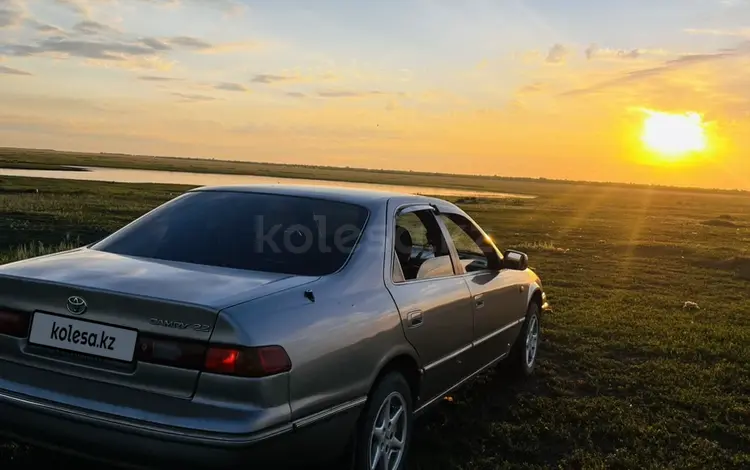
[29,312,138,362]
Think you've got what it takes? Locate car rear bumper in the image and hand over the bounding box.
[0,389,363,469]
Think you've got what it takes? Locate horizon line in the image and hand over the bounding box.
[1,146,747,196]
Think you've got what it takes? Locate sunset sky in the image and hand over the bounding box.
[0,0,748,190]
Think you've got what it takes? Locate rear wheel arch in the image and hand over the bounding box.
[370,352,421,406]
[341,353,420,467]
[352,370,414,470]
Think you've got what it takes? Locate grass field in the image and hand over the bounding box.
[1,171,749,469]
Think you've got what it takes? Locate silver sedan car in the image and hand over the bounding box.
[0,185,550,469]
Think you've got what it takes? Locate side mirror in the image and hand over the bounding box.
[502,249,529,271]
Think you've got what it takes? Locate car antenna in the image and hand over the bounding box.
[304,289,315,303]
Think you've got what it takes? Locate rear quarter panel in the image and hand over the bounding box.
[214,202,418,421]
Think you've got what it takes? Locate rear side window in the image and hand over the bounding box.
[92,191,369,276]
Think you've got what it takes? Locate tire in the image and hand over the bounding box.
[352,372,413,470]
[505,301,541,377]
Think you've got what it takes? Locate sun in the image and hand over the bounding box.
[639,109,708,161]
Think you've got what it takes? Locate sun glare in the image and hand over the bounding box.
[639,109,708,161]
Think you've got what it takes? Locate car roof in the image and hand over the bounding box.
[189,183,446,208]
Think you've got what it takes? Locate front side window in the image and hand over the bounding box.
[439,213,500,272]
[92,191,369,276]
[393,209,455,282]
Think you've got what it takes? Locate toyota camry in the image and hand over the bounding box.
[0,184,551,469]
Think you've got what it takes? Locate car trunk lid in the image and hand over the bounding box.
[0,247,313,310]
[0,248,317,398]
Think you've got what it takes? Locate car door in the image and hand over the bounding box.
[437,212,528,370]
[385,204,475,405]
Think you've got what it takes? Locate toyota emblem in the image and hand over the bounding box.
[66,296,87,315]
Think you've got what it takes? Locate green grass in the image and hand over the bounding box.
[0,237,82,264]
[1,173,749,469]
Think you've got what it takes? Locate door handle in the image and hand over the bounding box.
[407,310,423,328]
[474,294,485,309]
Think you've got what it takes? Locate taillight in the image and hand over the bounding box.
[135,335,291,378]
[135,336,205,370]
[0,309,30,338]
[204,345,292,378]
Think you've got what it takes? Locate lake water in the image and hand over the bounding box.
[0,166,534,199]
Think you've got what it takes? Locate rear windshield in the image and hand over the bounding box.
[92,191,370,276]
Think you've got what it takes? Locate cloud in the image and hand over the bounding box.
[317,90,396,98]
[251,73,297,84]
[135,36,213,52]
[684,28,750,38]
[585,43,641,60]
[286,92,306,98]
[143,36,259,54]
[166,36,212,50]
[140,0,245,15]
[137,0,180,5]
[191,0,244,13]
[546,43,568,64]
[34,23,65,34]
[214,82,247,92]
[138,75,180,81]
[172,92,217,102]
[73,20,116,35]
[0,28,247,67]
[560,46,745,97]
[1,0,261,74]
[199,41,262,54]
[0,11,20,28]
[249,70,334,85]
[3,38,155,60]
[140,37,171,51]
[52,0,122,19]
[518,82,545,94]
[0,64,31,75]
[0,0,24,28]
[53,0,86,14]
[85,55,175,71]
[52,0,99,18]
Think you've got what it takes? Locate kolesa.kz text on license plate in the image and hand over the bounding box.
[29,312,138,362]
